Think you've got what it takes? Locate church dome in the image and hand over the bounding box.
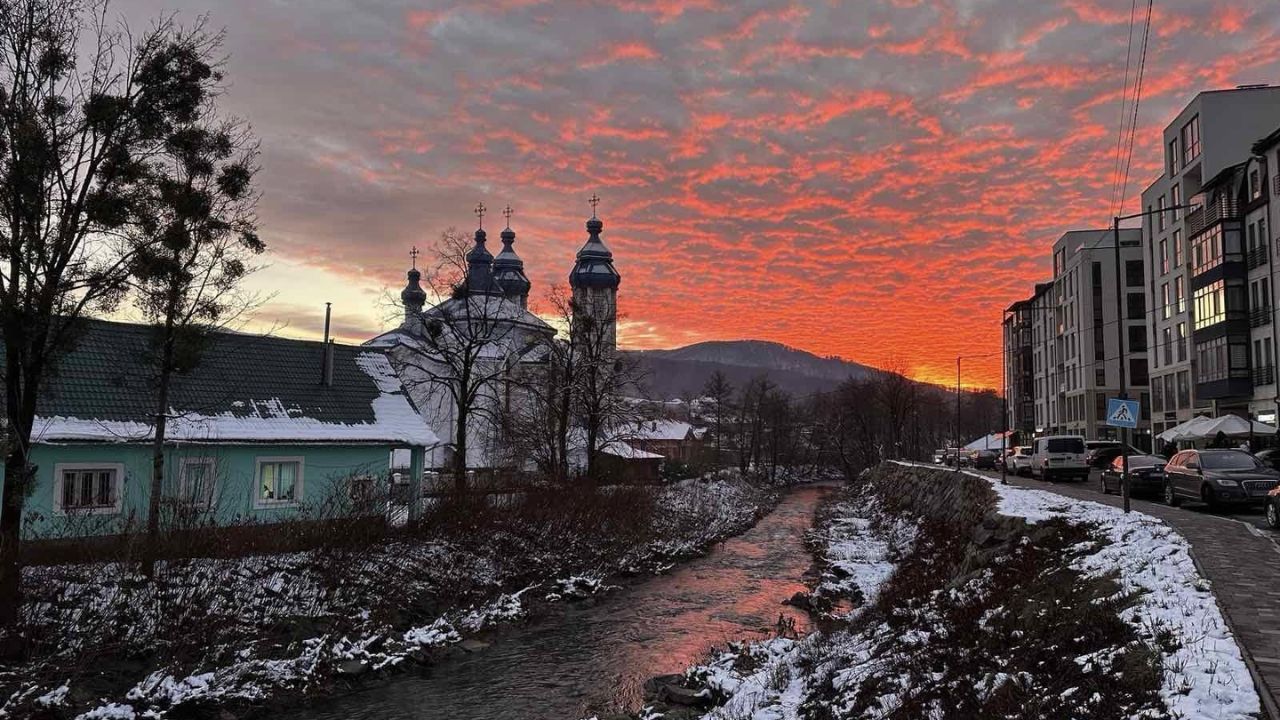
[401,267,427,312]
[493,225,532,301]
[569,216,621,290]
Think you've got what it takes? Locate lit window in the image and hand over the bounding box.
[256,458,303,507]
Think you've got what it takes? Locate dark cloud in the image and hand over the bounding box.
[111,0,1280,386]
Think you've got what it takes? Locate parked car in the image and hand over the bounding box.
[1084,442,1142,469]
[1267,486,1280,529]
[1256,448,1280,471]
[1031,435,1089,482]
[1099,454,1166,496]
[932,449,946,464]
[971,449,999,470]
[1163,449,1280,509]
[1084,440,1120,467]
[1008,446,1033,476]
[943,448,969,467]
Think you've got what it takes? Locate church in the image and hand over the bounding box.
[365,199,622,478]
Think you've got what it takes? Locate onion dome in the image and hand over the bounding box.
[464,227,501,295]
[569,215,621,290]
[493,224,532,304]
[400,260,427,316]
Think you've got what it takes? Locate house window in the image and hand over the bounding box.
[1127,292,1145,320]
[1175,276,1185,314]
[255,457,303,507]
[1168,138,1178,177]
[1171,184,1182,221]
[1181,115,1200,167]
[1176,322,1187,362]
[1161,283,1170,319]
[1173,229,1183,267]
[1159,239,1168,274]
[54,463,123,515]
[1157,195,1166,232]
[179,458,217,510]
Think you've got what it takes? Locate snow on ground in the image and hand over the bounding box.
[940,465,1261,719]
[9,473,781,719]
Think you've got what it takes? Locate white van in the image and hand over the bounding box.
[1031,435,1089,482]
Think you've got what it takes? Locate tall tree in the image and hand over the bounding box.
[392,228,535,491]
[567,291,645,482]
[700,370,733,471]
[131,69,262,576]
[0,0,233,634]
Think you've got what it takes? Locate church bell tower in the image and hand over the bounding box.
[568,194,621,351]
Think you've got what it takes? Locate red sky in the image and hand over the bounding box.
[114,0,1280,389]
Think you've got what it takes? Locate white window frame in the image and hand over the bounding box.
[253,456,305,509]
[53,462,125,516]
[178,457,218,511]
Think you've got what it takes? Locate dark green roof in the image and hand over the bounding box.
[3,318,434,445]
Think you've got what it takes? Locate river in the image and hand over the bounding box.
[288,483,830,720]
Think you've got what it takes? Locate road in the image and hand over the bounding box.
[965,464,1277,533]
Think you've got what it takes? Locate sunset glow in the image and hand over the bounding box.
[114,0,1280,388]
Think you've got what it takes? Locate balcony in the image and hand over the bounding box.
[1248,244,1270,270]
[1186,195,1241,238]
[1251,306,1273,328]
[1255,365,1276,387]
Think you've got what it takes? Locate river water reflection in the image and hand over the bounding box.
[289,483,830,720]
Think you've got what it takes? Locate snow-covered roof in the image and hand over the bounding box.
[963,432,1012,451]
[632,420,697,442]
[17,319,437,447]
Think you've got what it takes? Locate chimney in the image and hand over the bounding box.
[323,340,335,387]
[321,303,334,386]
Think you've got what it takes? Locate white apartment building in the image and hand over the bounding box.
[1142,86,1280,438]
[1048,229,1149,443]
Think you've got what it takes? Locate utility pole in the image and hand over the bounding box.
[1113,216,1131,513]
[1001,311,1008,485]
[955,356,961,475]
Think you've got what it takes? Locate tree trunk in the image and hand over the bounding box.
[0,346,38,643]
[453,400,468,493]
[141,328,176,578]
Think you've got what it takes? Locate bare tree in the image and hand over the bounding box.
[700,370,733,471]
[0,0,241,633]
[567,291,645,482]
[501,286,577,483]
[390,228,541,492]
[873,361,916,460]
[130,49,262,576]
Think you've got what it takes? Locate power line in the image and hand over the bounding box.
[1117,0,1155,216]
[1109,0,1140,218]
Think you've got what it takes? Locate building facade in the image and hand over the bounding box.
[1051,229,1149,443]
[1003,295,1037,437]
[1142,86,1280,438]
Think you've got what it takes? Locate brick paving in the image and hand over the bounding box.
[988,470,1280,718]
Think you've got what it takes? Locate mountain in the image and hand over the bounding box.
[626,340,878,399]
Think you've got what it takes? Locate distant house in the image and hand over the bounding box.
[629,420,705,465]
[1,319,436,541]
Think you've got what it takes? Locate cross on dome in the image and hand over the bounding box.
[474,202,487,229]
[588,193,600,218]
[502,204,513,229]
[409,245,420,269]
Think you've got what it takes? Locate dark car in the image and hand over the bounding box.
[1086,444,1142,469]
[1256,448,1280,471]
[1267,486,1280,529]
[1099,454,1165,496]
[1163,449,1280,509]
[971,450,998,470]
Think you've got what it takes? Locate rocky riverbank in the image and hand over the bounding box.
[633,462,1259,720]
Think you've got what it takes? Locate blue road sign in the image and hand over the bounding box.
[1106,398,1139,429]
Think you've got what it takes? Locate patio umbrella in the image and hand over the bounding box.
[1157,415,1212,442]
[1187,414,1278,439]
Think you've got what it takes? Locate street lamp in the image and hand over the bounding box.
[1109,205,1197,512]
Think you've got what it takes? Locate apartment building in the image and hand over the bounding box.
[1142,86,1280,438]
[1251,128,1280,425]
[1003,296,1037,436]
[1028,281,1056,434]
[1052,229,1149,443]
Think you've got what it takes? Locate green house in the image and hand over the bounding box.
[3,319,436,541]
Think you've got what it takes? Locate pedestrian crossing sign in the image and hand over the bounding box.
[1106,398,1139,428]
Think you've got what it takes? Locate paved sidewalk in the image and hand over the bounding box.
[992,471,1280,718]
